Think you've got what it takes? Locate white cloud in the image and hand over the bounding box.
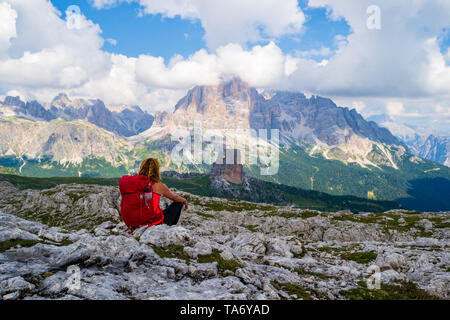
[135,49,220,89]
[1,0,450,134]
[423,38,450,95]
[0,0,301,115]
[0,0,109,89]
[0,2,17,54]
[296,0,450,98]
[90,0,306,49]
[135,42,293,89]
[333,95,450,135]
[386,102,404,116]
[351,101,366,113]
[106,38,117,46]
[215,42,289,87]
[295,47,332,59]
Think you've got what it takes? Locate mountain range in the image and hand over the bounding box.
[153,80,403,168]
[1,93,154,137]
[368,114,450,167]
[0,78,449,211]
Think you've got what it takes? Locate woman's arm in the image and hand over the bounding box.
[157,183,188,210]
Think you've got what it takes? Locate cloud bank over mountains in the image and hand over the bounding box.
[0,0,449,133]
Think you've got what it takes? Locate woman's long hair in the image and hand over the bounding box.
[138,157,161,182]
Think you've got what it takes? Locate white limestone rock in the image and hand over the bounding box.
[0,185,448,300]
[139,225,193,247]
[0,276,35,296]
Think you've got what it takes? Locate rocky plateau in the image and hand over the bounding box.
[0,179,448,300]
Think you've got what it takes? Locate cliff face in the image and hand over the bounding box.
[154,78,274,131]
[367,115,449,168]
[0,116,130,166]
[415,135,450,167]
[153,78,402,147]
[151,78,404,168]
[270,92,402,146]
[210,149,245,185]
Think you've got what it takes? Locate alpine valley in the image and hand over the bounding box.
[1,79,449,211]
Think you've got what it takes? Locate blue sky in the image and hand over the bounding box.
[438,27,450,57]
[52,0,205,58]
[51,0,351,61]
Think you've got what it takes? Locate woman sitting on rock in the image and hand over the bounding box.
[119,157,188,231]
[139,157,188,226]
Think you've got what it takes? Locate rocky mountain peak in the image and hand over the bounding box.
[219,77,250,98]
[46,94,154,136]
[2,96,25,107]
[416,134,450,166]
[151,77,406,168]
[174,78,253,113]
[51,93,72,106]
[210,149,245,185]
[0,96,54,121]
[1,93,153,137]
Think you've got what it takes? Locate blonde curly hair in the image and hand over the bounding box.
[138,157,161,182]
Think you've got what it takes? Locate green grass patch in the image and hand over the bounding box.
[403,211,422,215]
[243,225,259,232]
[262,210,319,219]
[270,280,313,300]
[340,251,378,264]
[340,281,441,300]
[333,213,435,237]
[10,205,119,232]
[195,211,215,219]
[317,246,349,255]
[0,239,40,252]
[439,265,449,272]
[298,211,320,219]
[0,199,22,206]
[53,239,74,247]
[150,244,191,265]
[41,190,59,196]
[293,268,330,280]
[197,249,243,276]
[332,214,382,224]
[183,195,276,213]
[200,200,276,213]
[65,191,91,203]
[0,173,120,190]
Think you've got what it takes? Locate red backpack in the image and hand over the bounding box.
[119,175,164,232]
